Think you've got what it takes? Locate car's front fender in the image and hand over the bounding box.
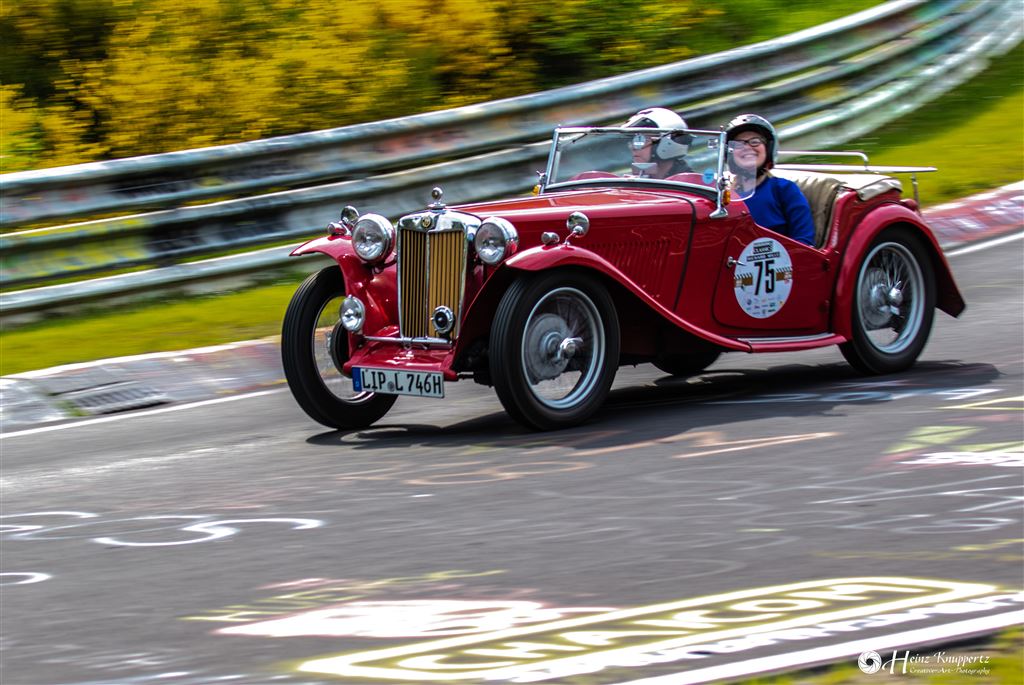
[290,236,398,333]
[455,244,751,357]
[832,204,966,340]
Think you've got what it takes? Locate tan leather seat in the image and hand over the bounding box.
[770,169,843,248]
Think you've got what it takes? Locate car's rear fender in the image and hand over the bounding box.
[832,205,965,339]
[290,236,399,334]
[454,244,751,362]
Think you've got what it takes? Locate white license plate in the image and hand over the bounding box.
[353,367,444,398]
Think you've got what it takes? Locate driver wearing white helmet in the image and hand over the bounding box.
[624,107,694,179]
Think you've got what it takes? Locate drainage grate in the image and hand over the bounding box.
[59,381,168,415]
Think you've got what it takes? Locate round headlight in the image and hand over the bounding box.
[474,217,518,266]
[351,214,395,263]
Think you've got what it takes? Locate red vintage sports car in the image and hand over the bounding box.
[282,125,964,430]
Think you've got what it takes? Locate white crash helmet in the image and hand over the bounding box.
[624,107,690,161]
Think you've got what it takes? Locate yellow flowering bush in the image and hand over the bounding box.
[0,0,875,171]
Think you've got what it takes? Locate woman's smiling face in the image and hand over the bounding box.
[729,131,767,173]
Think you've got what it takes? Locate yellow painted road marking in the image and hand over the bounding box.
[944,395,1024,411]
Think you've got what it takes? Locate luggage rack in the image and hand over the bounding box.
[777,150,937,203]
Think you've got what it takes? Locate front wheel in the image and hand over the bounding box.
[282,267,396,429]
[839,229,936,374]
[490,272,620,430]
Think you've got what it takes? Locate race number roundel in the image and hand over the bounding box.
[733,238,793,318]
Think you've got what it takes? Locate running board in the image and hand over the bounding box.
[737,332,846,352]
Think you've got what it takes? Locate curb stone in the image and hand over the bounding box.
[2,339,285,429]
[2,183,1021,430]
[924,181,1024,247]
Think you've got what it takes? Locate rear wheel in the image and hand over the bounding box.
[281,267,396,429]
[490,272,619,430]
[839,229,936,374]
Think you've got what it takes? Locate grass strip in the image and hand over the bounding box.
[1,278,302,376]
[2,46,1021,376]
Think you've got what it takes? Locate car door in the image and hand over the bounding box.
[711,219,834,334]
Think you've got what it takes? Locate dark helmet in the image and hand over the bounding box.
[724,113,778,171]
[624,107,690,161]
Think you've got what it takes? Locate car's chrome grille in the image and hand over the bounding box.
[399,229,428,337]
[398,228,466,339]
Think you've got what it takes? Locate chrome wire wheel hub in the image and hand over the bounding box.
[857,242,924,354]
[864,271,894,329]
[524,313,573,382]
[521,287,603,409]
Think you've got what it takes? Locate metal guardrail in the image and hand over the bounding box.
[1,0,1020,316]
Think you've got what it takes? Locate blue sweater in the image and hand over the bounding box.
[743,175,816,246]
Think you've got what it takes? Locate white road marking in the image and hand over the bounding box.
[946,231,1024,257]
[0,389,286,440]
[610,611,1024,685]
[0,572,51,585]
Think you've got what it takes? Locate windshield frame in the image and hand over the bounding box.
[540,126,730,217]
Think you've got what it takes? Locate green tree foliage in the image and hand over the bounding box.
[0,0,874,172]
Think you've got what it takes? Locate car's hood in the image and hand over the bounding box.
[452,187,704,223]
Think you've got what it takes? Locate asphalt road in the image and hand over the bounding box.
[2,236,1022,685]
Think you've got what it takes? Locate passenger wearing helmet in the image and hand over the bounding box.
[624,107,694,179]
[725,114,815,246]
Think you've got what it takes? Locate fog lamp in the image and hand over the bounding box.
[340,296,366,333]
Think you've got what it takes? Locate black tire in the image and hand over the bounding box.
[839,228,936,375]
[490,271,620,430]
[281,267,396,429]
[653,348,722,377]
